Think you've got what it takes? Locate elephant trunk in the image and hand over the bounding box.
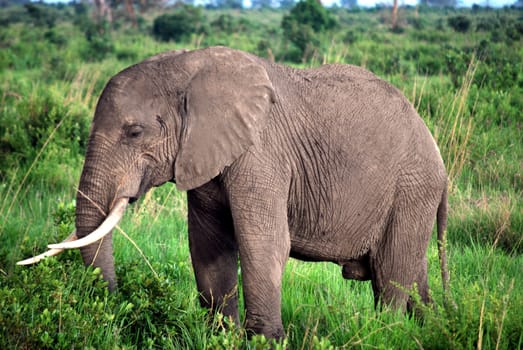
[74,146,120,291]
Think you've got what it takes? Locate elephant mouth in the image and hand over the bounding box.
[129,172,156,203]
[17,197,129,265]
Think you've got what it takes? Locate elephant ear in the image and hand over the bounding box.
[174,47,275,191]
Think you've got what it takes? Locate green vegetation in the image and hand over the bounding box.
[153,4,208,42]
[282,0,338,60]
[1,3,522,349]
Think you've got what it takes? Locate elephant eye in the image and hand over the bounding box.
[183,94,188,115]
[126,125,144,138]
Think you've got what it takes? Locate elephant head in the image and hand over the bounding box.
[18,47,275,290]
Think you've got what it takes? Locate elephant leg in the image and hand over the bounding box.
[370,195,437,311]
[238,235,289,340]
[225,174,290,340]
[187,187,239,324]
[407,255,431,315]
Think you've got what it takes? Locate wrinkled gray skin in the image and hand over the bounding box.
[76,46,448,339]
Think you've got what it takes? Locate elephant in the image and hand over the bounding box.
[19,46,450,340]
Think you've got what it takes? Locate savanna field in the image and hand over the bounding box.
[0,2,522,349]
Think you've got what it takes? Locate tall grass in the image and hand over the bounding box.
[407,56,477,192]
[437,55,477,191]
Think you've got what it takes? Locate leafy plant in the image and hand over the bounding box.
[281,0,337,61]
[24,3,57,28]
[0,82,90,184]
[152,5,207,42]
[211,14,251,34]
[448,15,471,33]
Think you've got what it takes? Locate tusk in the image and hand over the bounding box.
[17,231,78,265]
[48,198,129,250]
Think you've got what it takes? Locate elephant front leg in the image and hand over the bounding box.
[188,189,239,324]
[227,181,291,340]
[240,244,289,340]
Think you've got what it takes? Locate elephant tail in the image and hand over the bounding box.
[436,185,454,308]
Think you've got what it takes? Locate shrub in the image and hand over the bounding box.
[407,15,426,30]
[0,260,118,349]
[444,46,470,88]
[211,14,251,34]
[44,27,68,47]
[475,16,501,32]
[281,18,318,60]
[82,21,115,62]
[24,3,57,28]
[256,39,271,57]
[505,23,521,41]
[0,5,31,27]
[0,83,90,184]
[448,15,471,33]
[152,5,207,42]
[283,0,337,33]
[281,0,337,61]
[342,29,358,44]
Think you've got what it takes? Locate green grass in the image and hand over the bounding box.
[1,4,522,349]
[2,183,522,348]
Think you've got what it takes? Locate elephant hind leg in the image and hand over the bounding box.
[370,197,437,311]
[407,256,432,317]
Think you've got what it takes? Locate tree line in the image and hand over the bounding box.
[2,0,521,11]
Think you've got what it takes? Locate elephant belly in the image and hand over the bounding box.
[284,135,399,261]
[289,237,372,263]
[287,182,394,262]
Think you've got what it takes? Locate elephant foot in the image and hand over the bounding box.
[245,316,285,341]
[341,258,371,281]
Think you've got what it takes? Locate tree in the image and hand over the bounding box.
[448,15,471,32]
[24,3,56,27]
[94,0,112,23]
[281,0,337,61]
[152,4,207,42]
[103,0,165,26]
[282,0,337,33]
[391,0,398,30]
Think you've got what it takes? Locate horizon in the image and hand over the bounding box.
[38,0,519,8]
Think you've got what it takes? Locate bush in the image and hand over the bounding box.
[281,0,337,61]
[211,14,251,34]
[24,3,57,28]
[475,16,501,32]
[81,21,115,62]
[0,5,31,27]
[342,29,358,44]
[0,84,90,183]
[407,15,426,30]
[0,260,118,349]
[283,0,337,33]
[448,15,471,32]
[152,5,207,42]
[505,23,521,41]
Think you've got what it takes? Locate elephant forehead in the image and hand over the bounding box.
[96,79,159,121]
